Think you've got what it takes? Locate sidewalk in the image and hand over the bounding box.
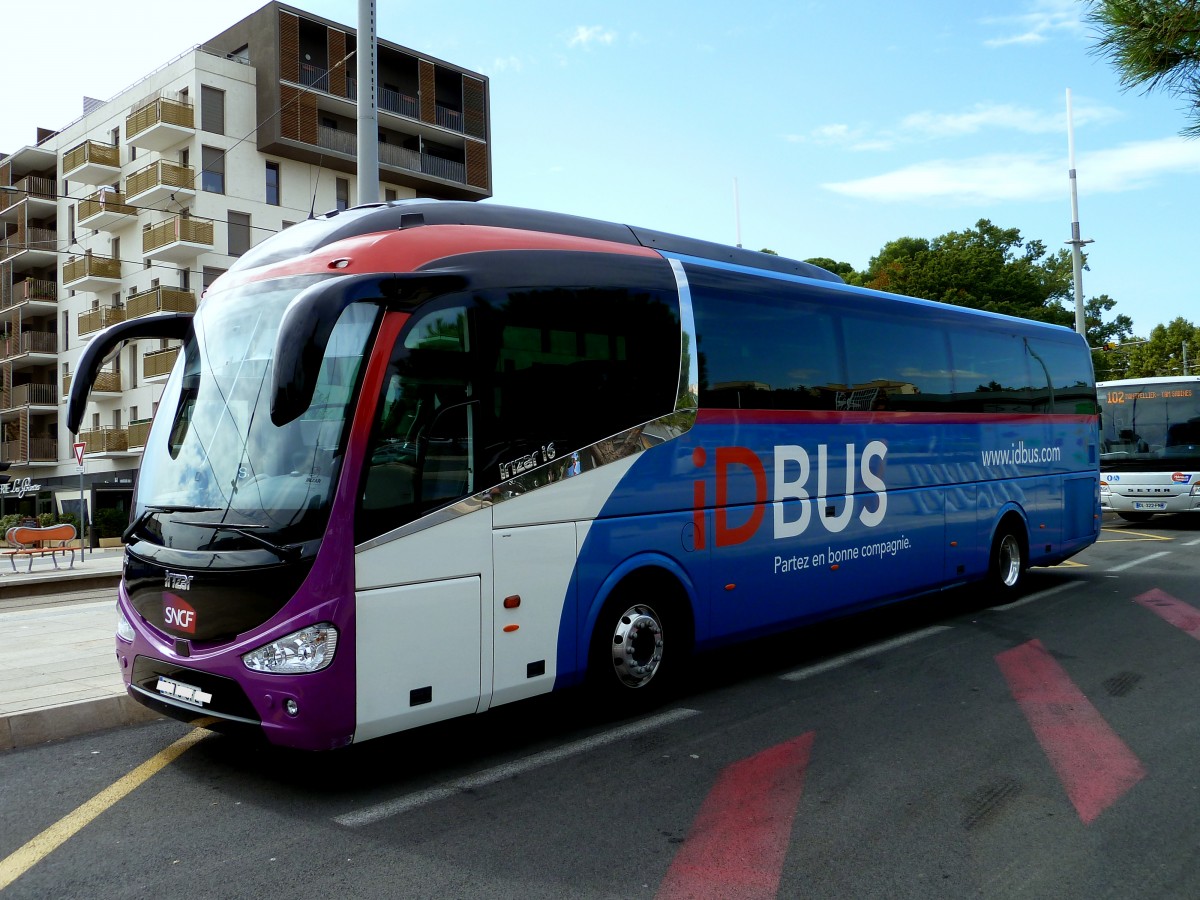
[0,549,160,751]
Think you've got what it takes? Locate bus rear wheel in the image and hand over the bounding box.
[986,525,1026,601]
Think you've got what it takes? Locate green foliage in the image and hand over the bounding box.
[1085,0,1200,136]
[1087,294,1136,379]
[0,514,20,542]
[1121,317,1200,377]
[93,507,128,539]
[803,257,866,284]
[37,512,55,527]
[861,219,1075,326]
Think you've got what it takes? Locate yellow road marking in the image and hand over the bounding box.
[1054,560,1087,567]
[0,725,211,891]
[1098,528,1174,542]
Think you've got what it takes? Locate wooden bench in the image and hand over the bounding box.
[3,524,77,572]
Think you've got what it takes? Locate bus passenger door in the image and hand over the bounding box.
[490,522,576,708]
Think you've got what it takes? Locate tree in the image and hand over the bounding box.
[861,220,1076,326]
[1085,1,1200,136]
[1121,316,1200,376]
[803,256,865,284]
[1086,294,1136,379]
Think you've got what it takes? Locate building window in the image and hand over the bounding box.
[201,146,225,194]
[265,161,280,206]
[62,313,69,350]
[335,177,349,211]
[201,86,225,134]
[180,269,190,290]
[203,266,227,291]
[282,221,295,231]
[385,188,397,202]
[228,212,251,257]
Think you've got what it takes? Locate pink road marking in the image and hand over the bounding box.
[995,639,1145,825]
[656,732,814,900]
[1134,588,1200,638]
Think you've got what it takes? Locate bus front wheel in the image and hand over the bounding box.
[986,524,1026,600]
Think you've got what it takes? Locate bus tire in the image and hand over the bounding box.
[588,573,691,705]
[986,520,1027,601]
[1116,512,1154,523]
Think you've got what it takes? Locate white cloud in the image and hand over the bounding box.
[822,137,1200,204]
[982,0,1085,48]
[567,25,617,48]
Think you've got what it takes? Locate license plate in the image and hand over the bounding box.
[1133,501,1167,511]
[156,676,213,708]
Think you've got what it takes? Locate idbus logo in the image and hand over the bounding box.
[692,441,888,549]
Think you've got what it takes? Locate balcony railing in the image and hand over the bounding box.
[127,419,153,450]
[126,286,196,320]
[63,253,121,285]
[1,228,56,261]
[143,346,179,378]
[63,366,121,398]
[141,217,212,255]
[1,278,56,311]
[78,306,126,336]
[0,331,56,358]
[0,176,56,213]
[126,160,194,199]
[77,426,128,453]
[62,140,120,174]
[317,127,468,185]
[126,97,194,140]
[435,103,463,131]
[1,439,56,464]
[78,189,135,223]
[2,383,57,409]
[381,87,421,119]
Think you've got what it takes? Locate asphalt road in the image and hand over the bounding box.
[3,513,1199,899]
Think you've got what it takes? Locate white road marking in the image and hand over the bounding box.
[780,625,952,683]
[336,707,701,826]
[1107,551,1172,573]
[993,580,1083,610]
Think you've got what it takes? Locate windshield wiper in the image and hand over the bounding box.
[168,520,301,561]
[123,505,220,544]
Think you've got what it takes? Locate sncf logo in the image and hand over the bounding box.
[164,594,197,634]
[692,442,888,549]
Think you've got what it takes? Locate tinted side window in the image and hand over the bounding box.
[477,286,679,485]
[1028,336,1097,414]
[840,312,953,411]
[950,330,1038,412]
[691,270,844,410]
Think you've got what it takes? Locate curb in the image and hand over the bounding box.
[1,695,163,751]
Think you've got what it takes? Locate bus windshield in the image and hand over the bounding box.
[131,274,378,553]
[1099,381,1200,471]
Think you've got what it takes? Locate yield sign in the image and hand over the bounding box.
[73,441,87,466]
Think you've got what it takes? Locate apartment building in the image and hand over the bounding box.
[0,1,490,531]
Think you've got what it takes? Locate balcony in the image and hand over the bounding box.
[142,217,212,263]
[77,305,126,337]
[127,418,152,450]
[143,345,179,380]
[316,126,468,186]
[126,160,195,207]
[76,426,130,456]
[126,286,196,320]
[63,253,122,293]
[62,140,121,185]
[0,331,56,365]
[1,278,56,314]
[1,228,57,271]
[126,97,194,151]
[1,383,57,411]
[0,176,56,224]
[78,189,136,231]
[62,366,121,401]
[0,438,56,465]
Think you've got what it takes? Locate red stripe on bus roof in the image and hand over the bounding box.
[218,224,660,290]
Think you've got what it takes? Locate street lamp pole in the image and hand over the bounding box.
[1066,89,1093,338]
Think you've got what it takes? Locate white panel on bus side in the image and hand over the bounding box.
[492,455,636,529]
[490,522,578,708]
[355,506,494,740]
[355,577,483,741]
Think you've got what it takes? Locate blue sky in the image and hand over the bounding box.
[6,0,1199,336]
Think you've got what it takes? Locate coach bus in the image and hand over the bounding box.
[1098,375,1200,521]
[68,200,1100,750]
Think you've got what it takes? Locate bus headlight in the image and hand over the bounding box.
[1099,480,1110,495]
[116,604,135,642]
[1192,482,1200,496]
[242,623,338,674]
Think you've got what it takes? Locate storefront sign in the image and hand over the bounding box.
[0,478,42,499]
